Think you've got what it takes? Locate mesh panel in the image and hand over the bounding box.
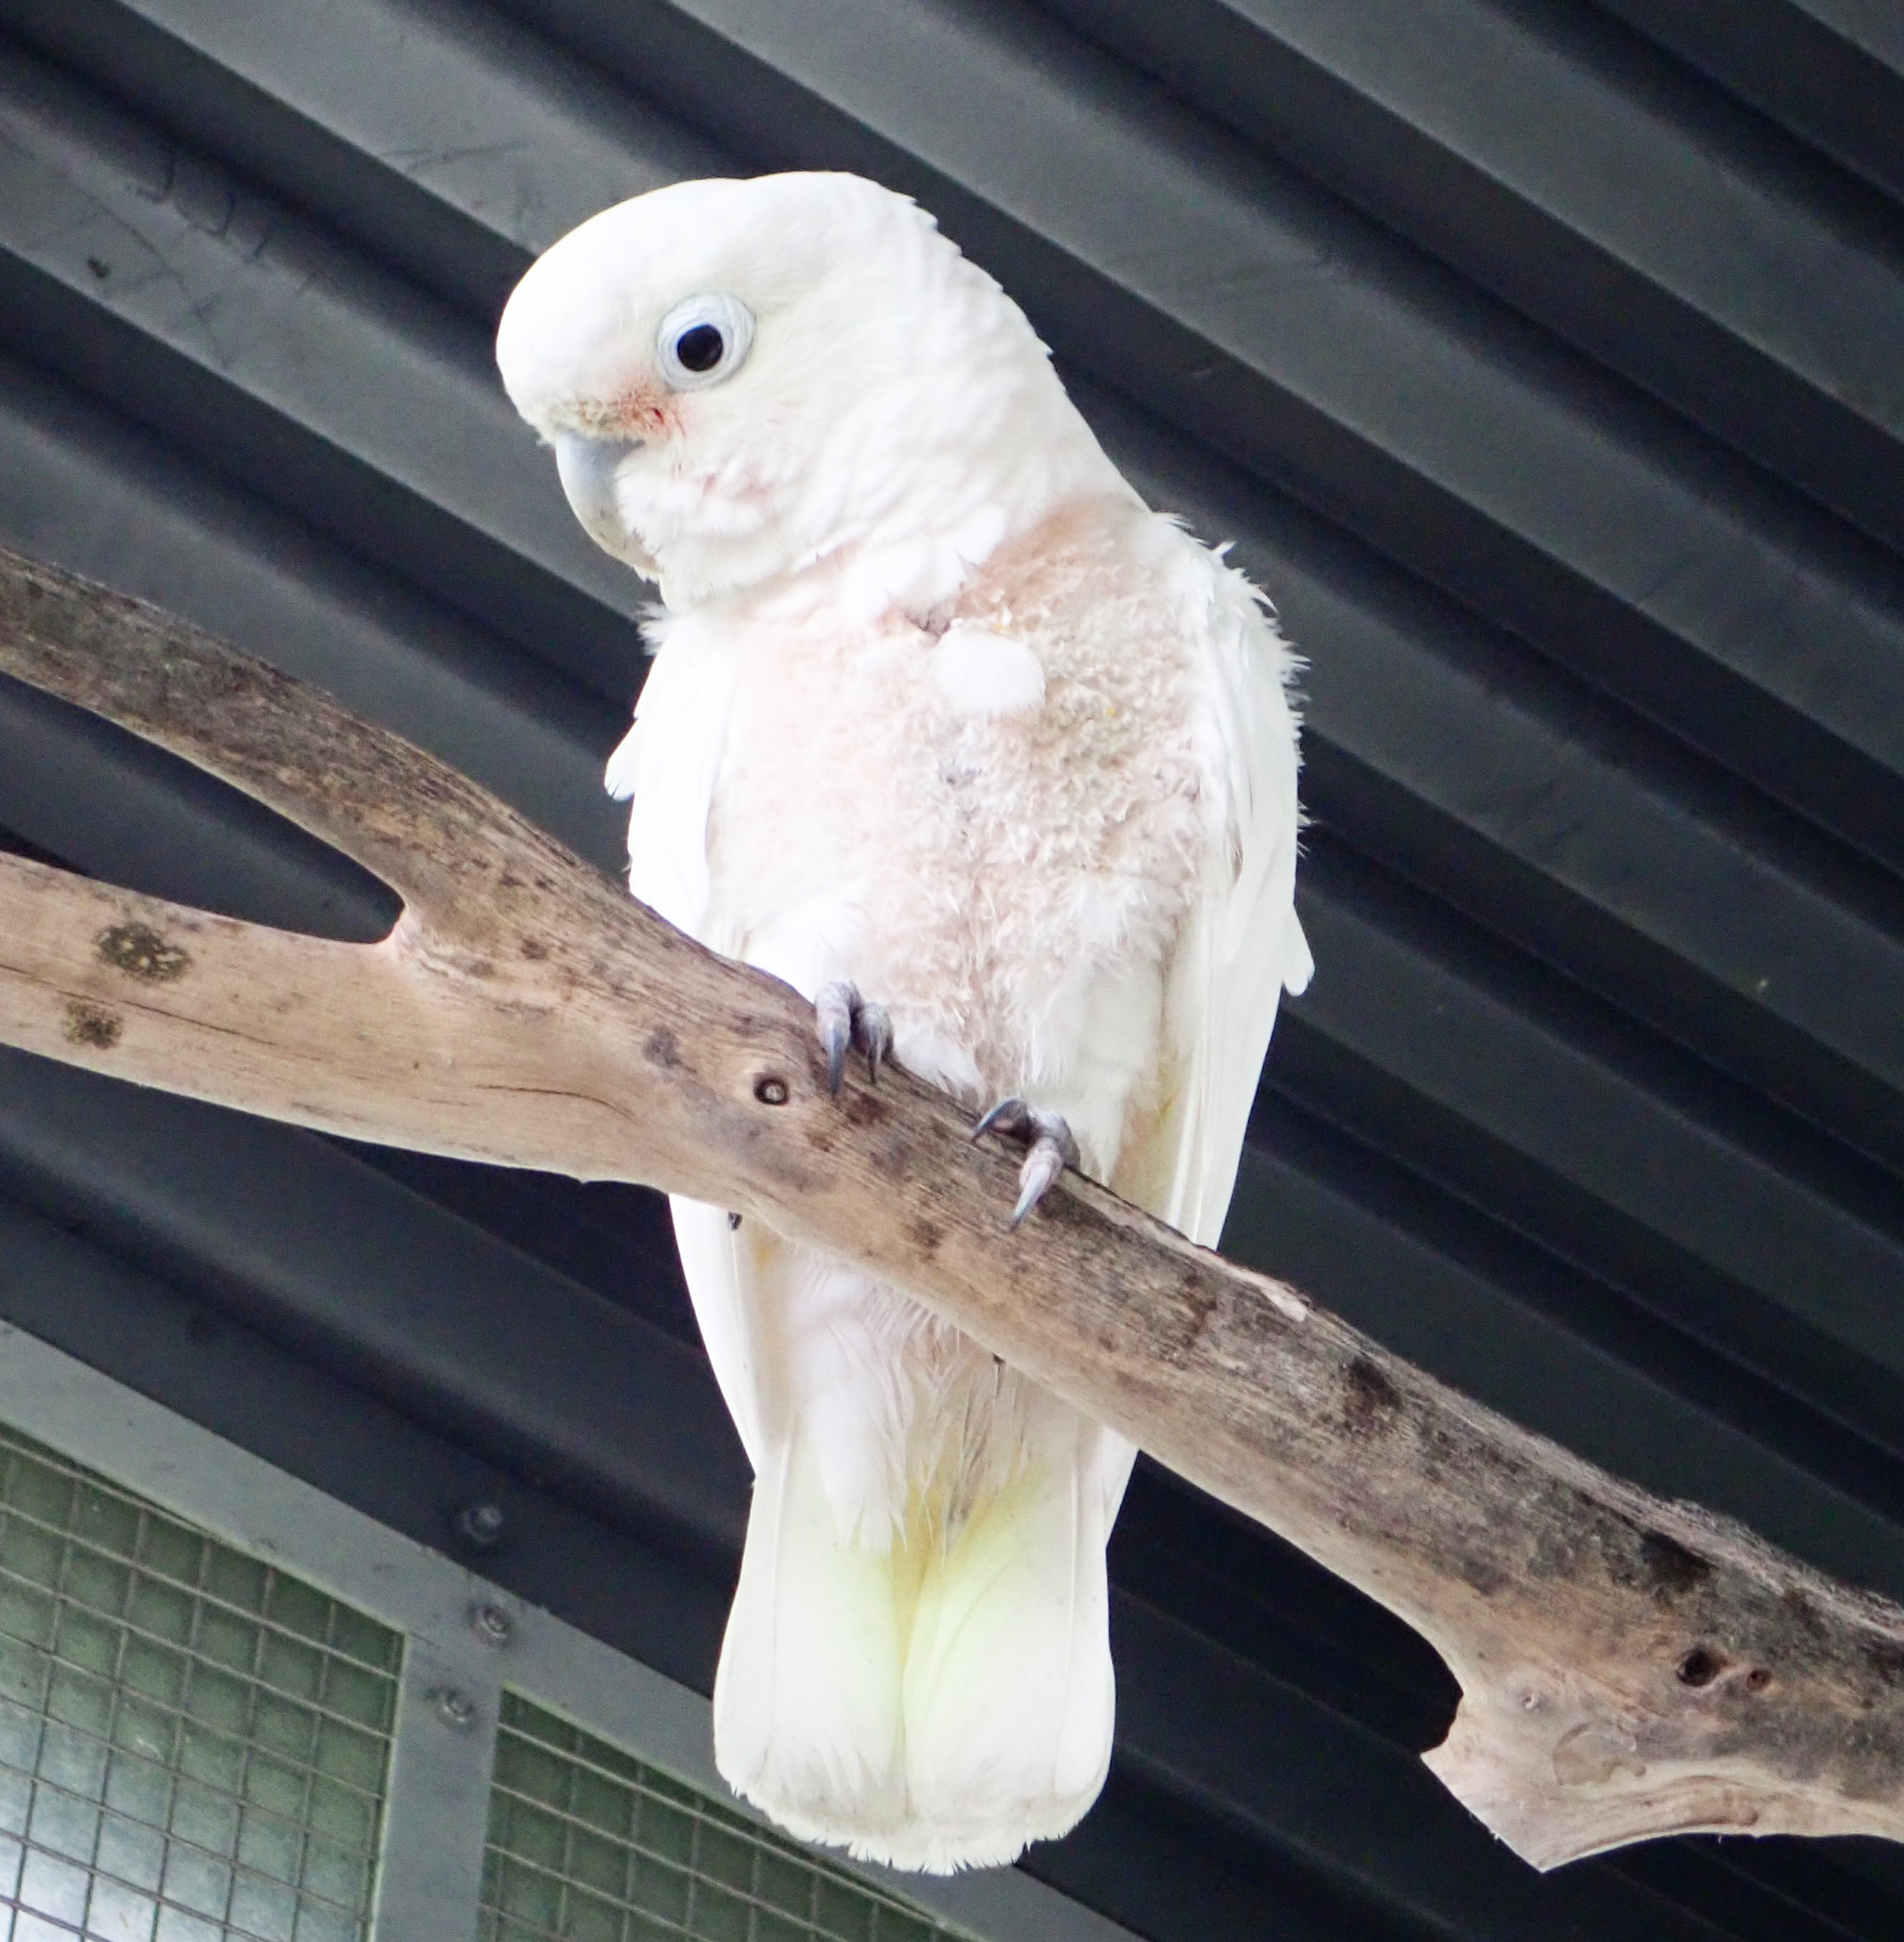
[0,1424,399,1941]
[482,1694,978,1942]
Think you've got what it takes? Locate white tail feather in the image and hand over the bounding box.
[714,1433,909,1839]
[710,1276,1128,1873]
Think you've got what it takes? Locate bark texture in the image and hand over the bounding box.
[3,541,1903,1869]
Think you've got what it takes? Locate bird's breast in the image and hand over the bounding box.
[701,502,1213,1129]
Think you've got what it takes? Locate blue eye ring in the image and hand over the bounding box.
[656,293,755,390]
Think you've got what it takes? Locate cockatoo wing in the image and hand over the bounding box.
[1117,542,1310,1253]
[1076,539,1306,1552]
[608,622,776,1473]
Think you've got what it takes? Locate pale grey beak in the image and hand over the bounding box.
[554,432,641,558]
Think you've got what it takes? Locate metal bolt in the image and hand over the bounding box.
[435,1687,477,1731]
[455,1502,505,1549]
[470,1602,513,1649]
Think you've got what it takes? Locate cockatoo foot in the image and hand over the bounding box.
[971,1099,1080,1226]
[815,981,893,1095]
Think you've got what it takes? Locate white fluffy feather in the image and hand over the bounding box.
[498,173,1306,1872]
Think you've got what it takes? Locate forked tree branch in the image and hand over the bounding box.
[3,541,1903,1870]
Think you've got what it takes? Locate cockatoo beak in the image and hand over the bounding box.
[554,432,642,559]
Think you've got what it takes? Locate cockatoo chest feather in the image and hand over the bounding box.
[691,496,1213,1175]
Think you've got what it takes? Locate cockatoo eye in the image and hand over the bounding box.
[656,294,754,390]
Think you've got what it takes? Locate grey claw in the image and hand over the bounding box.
[971,1096,1026,1143]
[1010,1144,1069,1227]
[859,1002,892,1084]
[973,1099,1078,1224]
[816,983,856,1096]
[815,982,892,1094]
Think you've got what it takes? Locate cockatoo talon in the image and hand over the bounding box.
[816,983,855,1096]
[814,982,892,1094]
[1010,1150,1065,1227]
[973,1098,1079,1223]
[859,1001,893,1084]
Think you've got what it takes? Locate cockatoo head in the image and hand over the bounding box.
[496,172,1127,615]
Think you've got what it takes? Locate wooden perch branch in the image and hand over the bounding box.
[5,540,1904,1870]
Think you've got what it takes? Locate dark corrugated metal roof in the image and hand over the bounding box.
[3,1,1904,1934]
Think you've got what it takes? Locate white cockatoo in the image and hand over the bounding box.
[496,173,1310,1873]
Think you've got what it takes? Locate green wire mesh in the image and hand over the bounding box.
[482,1694,980,1942]
[0,1423,400,1941]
